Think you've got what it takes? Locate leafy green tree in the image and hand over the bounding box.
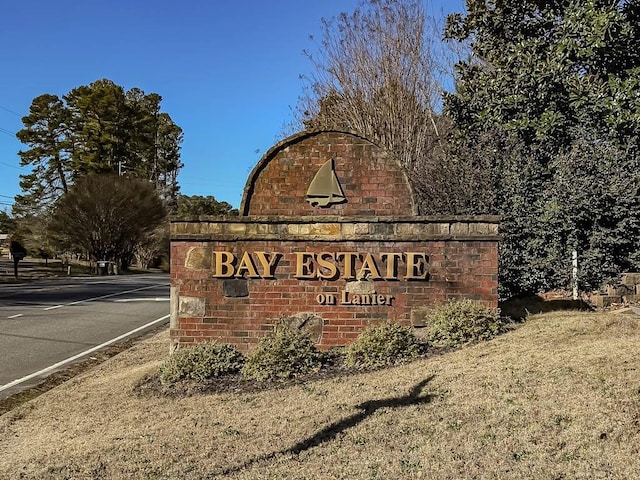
[175,195,238,216]
[549,129,640,290]
[48,174,166,270]
[445,0,640,295]
[154,113,184,208]
[446,0,640,147]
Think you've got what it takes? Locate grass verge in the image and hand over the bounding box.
[1,311,639,479]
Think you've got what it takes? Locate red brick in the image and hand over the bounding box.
[170,132,499,351]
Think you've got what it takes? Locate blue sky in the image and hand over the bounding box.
[0,0,465,211]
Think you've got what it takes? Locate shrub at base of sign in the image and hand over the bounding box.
[345,323,421,369]
[158,299,510,389]
[159,343,245,384]
[241,319,324,382]
[426,299,505,347]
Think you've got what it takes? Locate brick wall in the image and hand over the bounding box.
[170,217,499,351]
[170,130,500,351]
[241,130,416,216]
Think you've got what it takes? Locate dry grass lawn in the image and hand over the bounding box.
[1,311,639,479]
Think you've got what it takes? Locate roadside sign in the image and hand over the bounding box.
[12,251,26,260]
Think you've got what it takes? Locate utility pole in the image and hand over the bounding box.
[572,249,578,300]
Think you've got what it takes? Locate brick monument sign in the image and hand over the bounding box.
[170,130,499,351]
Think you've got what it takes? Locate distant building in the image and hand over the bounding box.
[0,233,8,256]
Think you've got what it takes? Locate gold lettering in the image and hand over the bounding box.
[254,252,281,278]
[341,290,350,304]
[295,252,317,279]
[317,252,338,280]
[212,251,235,278]
[212,250,431,283]
[357,253,382,280]
[235,251,259,278]
[380,252,403,280]
[337,252,358,280]
[405,253,429,280]
[338,290,395,306]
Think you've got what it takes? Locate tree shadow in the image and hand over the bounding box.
[215,375,435,477]
[500,294,593,320]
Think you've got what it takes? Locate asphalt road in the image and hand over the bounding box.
[0,273,170,398]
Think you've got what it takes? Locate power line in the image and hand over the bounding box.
[0,160,24,170]
[0,194,15,199]
[0,127,16,138]
[0,105,20,117]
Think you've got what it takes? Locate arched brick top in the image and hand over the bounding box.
[240,130,417,216]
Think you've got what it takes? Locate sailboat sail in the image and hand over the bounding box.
[306,159,346,207]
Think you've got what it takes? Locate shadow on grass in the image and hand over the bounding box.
[500,294,593,321]
[216,376,435,477]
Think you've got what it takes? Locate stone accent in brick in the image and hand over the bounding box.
[171,217,501,243]
[284,312,324,344]
[185,247,211,270]
[170,286,179,329]
[223,279,249,297]
[178,296,205,318]
[621,273,640,286]
[346,280,375,294]
[410,307,431,327]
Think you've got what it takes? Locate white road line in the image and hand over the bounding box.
[7,314,23,319]
[113,298,170,303]
[38,284,169,312]
[67,284,168,306]
[0,314,170,394]
[43,305,63,311]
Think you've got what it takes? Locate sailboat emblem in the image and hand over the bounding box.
[306,159,347,207]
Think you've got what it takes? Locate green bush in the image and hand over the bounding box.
[242,320,323,381]
[427,299,504,347]
[159,342,245,385]
[346,322,421,369]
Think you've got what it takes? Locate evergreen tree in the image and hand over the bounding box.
[175,195,238,216]
[15,94,72,216]
[445,0,640,295]
[0,210,17,233]
[15,79,183,213]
